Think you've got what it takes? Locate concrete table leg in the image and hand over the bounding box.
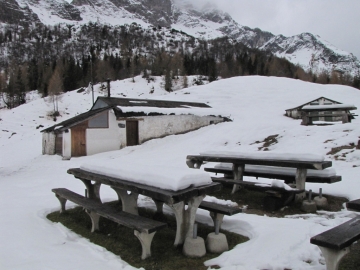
[185,195,205,239]
[80,179,102,202]
[232,164,244,194]
[319,246,350,270]
[166,201,185,246]
[166,195,205,246]
[111,187,139,215]
[152,199,164,214]
[295,168,307,202]
[134,231,156,260]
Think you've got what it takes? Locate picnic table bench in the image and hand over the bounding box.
[52,188,167,259]
[186,152,333,202]
[204,164,341,184]
[310,216,360,270]
[210,177,304,208]
[67,168,222,246]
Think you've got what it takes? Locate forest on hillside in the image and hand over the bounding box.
[1,22,359,109]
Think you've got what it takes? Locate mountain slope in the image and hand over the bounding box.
[1,0,360,76]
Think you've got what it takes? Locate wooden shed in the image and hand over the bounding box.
[41,97,226,159]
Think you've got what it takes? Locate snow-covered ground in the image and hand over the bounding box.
[1,75,360,269]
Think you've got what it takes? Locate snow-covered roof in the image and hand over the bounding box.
[41,106,111,132]
[92,96,211,110]
[302,104,357,111]
[285,96,342,111]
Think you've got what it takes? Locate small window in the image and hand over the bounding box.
[88,112,108,128]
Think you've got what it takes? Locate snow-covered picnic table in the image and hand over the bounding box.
[67,164,221,246]
[186,151,334,202]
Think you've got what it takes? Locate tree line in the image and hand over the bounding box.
[0,22,359,109]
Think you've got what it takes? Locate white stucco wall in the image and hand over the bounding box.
[42,132,56,155]
[117,115,223,146]
[86,110,122,155]
[62,130,72,159]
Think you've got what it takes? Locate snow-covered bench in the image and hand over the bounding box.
[310,216,360,270]
[187,152,334,202]
[52,188,167,259]
[204,163,341,184]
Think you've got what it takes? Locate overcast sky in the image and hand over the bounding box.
[195,0,360,59]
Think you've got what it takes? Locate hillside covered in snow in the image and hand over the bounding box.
[1,75,360,269]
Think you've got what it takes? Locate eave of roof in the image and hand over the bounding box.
[285,96,342,111]
[92,96,211,109]
[41,107,112,133]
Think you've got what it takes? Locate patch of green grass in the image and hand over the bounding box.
[47,201,248,270]
[208,184,348,217]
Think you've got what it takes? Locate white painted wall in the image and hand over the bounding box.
[86,110,122,155]
[62,130,72,160]
[42,132,56,155]
[127,115,224,144]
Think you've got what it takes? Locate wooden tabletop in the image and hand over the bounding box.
[67,168,222,205]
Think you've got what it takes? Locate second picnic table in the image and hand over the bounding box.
[186,152,333,202]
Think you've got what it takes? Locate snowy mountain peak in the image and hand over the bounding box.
[1,0,360,76]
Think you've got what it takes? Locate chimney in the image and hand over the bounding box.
[107,78,111,97]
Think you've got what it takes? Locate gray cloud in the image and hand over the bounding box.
[193,0,360,60]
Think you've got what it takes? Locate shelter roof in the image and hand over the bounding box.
[91,96,211,110]
[285,96,342,111]
[41,107,111,133]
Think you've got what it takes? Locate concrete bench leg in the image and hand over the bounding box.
[86,210,100,232]
[134,231,156,260]
[318,246,350,270]
[111,187,139,215]
[55,194,67,213]
[210,212,225,230]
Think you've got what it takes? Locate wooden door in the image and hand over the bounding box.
[71,126,86,156]
[126,120,139,146]
[55,133,63,155]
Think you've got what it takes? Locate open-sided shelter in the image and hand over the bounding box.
[285,97,342,119]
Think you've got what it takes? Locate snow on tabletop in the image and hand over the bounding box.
[302,104,356,110]
[200,151,325,162]
[80,161,212,191]
[212,163,337,177]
